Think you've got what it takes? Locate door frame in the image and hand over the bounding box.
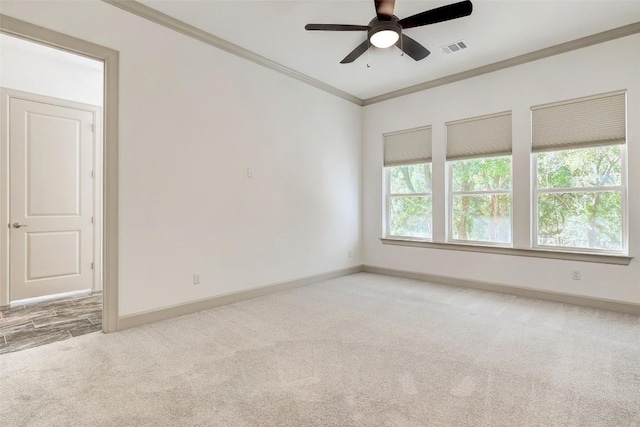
[0,15,119,333]
[1,88,103,301]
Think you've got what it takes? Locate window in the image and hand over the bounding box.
[380,90,629,263]
[450,156,511,243]
[446,111,512,244]
[387,163,432,238]
[384,126,432,239]
[534,146,623,251]
[532,91,626,253]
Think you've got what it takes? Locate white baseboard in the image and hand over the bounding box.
[117,263,639,331]
[117,265,363,330]
[362,265,640,315]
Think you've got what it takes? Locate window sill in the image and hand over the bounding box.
[380,238,632,265]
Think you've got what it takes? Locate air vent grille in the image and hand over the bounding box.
[441,40,468,55]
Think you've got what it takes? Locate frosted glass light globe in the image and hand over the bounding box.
[370,30,399,48]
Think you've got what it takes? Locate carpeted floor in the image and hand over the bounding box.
[1,272,639,426]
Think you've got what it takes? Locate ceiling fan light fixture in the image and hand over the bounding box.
[370,29,399,48]
[305,0,473,63]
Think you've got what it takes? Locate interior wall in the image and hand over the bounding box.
[0,0,362,316]
[0,33,103,106]
[363,34,640,304]
[3,1,635,315]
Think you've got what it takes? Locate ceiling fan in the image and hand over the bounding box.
[305,0,473,63]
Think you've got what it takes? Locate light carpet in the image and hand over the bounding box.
[1,272,639,426]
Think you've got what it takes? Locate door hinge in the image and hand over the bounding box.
[91,170,94,179]
[91,262,94,270]
[91,216,94,224]
[91,124,96,133]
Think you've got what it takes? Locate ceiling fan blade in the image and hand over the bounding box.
[340,40,370,64]
[374,0,396,21]
[396,34,431,61]
[399,0,473,29]
[305,24,369,31]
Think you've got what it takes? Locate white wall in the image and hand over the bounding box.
[3,1,635,314]
[363,34,640,304]
[0,0,362,316]
[0,33,103,106]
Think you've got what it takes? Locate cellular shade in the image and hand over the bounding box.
[383,126,432,166]
[532,91,626,153]
[446,111,512,160]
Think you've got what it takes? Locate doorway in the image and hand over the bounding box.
[3,89,103,301]
[0,15,119,336]
[0,35,104,353]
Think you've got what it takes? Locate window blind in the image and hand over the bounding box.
[531,90,626,153]
[446,111,512,160]
[383,126,432,166]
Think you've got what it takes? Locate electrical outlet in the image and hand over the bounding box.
[571,270,581,281]
[348,250,352,258]
[193,273,200,285]
[247,168,253,178]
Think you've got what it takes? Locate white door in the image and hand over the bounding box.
[9,97,95,301]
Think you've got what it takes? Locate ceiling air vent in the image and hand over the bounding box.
[440,40,468,55]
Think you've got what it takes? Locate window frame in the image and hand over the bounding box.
[385,163,433,240]
[447,155,514,247]
[531,145,628,255]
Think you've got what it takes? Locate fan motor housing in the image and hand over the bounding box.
[368,16,402,45]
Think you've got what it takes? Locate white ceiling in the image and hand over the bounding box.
[0,33,104,71]
[139,0,640,100]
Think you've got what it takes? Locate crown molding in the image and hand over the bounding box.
[363,22,640,106]
[101,0,364,106]
[101,1,639,108]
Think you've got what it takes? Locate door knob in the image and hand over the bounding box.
[12,222,27,228]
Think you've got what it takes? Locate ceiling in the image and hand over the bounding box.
[0,33,103,71]
[138,0,640,100]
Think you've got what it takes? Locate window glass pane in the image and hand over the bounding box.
[451,157,511,192]
[452,194,511,243]
[537,146,621,189]
[389,163,432,194]
[537,191,622,250]
[389,196,432,238]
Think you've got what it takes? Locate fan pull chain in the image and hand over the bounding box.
[367,38,371,68]
[400,29,404,57]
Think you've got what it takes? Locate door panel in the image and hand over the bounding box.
[9,98,94,301]
[27,231,81,280]
[27,113,81,216]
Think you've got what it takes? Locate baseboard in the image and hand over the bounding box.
[362,265,640,315]
[118,263,638,330]
[117,265,363,330]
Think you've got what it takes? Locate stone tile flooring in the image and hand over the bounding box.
[0,292,102,355]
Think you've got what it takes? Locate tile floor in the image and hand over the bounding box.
[0,291,102,355]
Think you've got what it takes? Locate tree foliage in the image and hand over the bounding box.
[389,164,432,238]
[451,157,511,242]
[387,146,622,250]
[537,146,622,250]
